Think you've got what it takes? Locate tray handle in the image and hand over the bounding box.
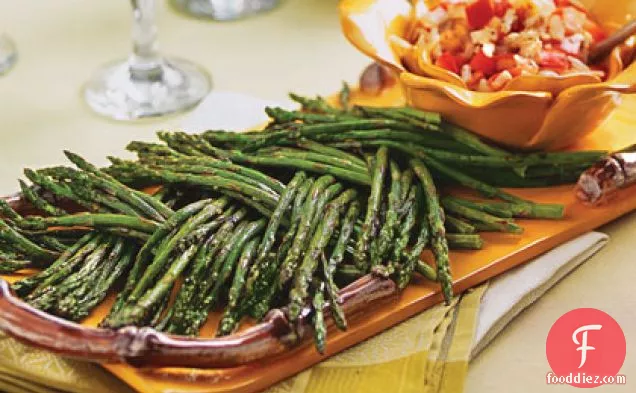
[0,275,397,368]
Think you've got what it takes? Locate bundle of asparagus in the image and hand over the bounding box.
[0,88,606,353]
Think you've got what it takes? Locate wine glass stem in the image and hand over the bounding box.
[129,0,163,81]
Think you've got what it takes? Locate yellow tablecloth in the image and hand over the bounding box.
[0,333,134,393]
[265,286,487,393]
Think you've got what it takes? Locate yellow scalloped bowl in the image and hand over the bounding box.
[340,0,636,150]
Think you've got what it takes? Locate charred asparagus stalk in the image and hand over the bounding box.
[279,176,336,285]
[165,208,248,334]
[11,233,96,297]
[312,282,327,354]
[288,189,357,322]
[28,237,114,312]
[0,219,59,262]
[441,198,524,234]
[0,253,31,274]
[339,82,351,111]
[323,200,360,330]
[64,151,173,220]
[244,177,315,320]
[183,219,266,335]
[355,147,388,271]
[294,139,367,168]
[446,196,564,219]
[18,180,67,217]
[410,159,453,304]
[244,172,306,302]
[217,237,260,336]
[265,107,352,125]
[105,199,214,321]
[445,215,477,234]
[258,148,368,175]
[374,160,402,263]
[399,188,430,289]
[19,213,159,235]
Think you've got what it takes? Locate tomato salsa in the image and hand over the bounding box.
[408,0,607,91]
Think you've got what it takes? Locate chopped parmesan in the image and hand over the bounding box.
[506,31,543,59]
[562,6,587,33]
[539,69,560,77]
[561,34,584,54]
[530,0,557,18]
[502,8,518,34]
[471,27,498,45]
[520,39,543,59]
[524,14,544,29]
[477,78,491,92]
[489,70,513,90]
[461,64,472,82]
[482,43,496,57]
[548,15,566,40]
[568,56,592,72]
[421,6,448,26]
[514,54,540,73]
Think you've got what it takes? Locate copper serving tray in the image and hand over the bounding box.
[1,87,636,393]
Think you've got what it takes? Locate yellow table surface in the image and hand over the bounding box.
[0,1,634,392]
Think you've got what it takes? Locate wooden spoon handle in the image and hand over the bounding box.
[589,19,636,64]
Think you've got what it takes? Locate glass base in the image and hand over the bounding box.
[83,57,211,121]
[0,34,17,75]
[171,0,281,21]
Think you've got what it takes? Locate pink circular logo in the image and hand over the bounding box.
[546,308,626,388]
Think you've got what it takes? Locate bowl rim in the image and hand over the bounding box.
[400,72,555,109]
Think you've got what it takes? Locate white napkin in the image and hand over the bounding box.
[179,91,610,359]
[471,232,608,358]
[176,91,295,133]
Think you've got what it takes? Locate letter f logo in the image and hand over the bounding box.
[572,324,602,368]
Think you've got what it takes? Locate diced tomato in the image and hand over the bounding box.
[584,19,607,43]
[455,54,469,68]
[510,20,524,32]
[543,38,561,46]
[470,51,497,77]
[466,0,495,30]
[495,53,516,72]
[538,50,570,72]
[436,52,460,74]
[512,6,528,32]
[554,0,570,7]
[493,0,511,18]
[496,29,506,43]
